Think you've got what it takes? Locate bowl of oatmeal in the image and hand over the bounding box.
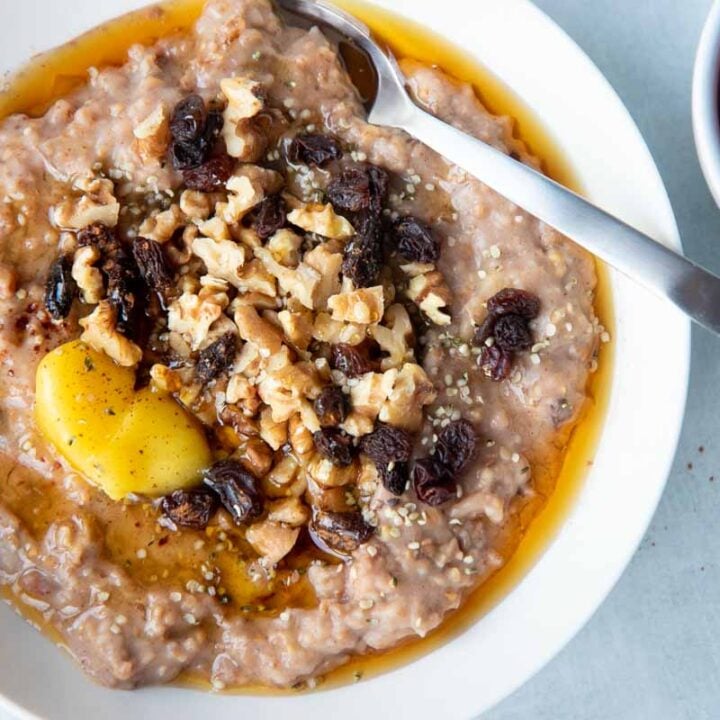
[0,0,689,718]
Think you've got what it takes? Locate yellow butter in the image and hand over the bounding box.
[35,340,211,500]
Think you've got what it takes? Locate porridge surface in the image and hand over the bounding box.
[0,0,601,689]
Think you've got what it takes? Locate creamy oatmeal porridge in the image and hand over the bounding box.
[0,0,605,690]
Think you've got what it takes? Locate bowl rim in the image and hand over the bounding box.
[693,0,720,205]
[0,1,691,718]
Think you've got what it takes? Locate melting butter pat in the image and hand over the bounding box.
[35,340,212,500]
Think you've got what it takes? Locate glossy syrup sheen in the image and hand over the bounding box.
[0,0,613,693]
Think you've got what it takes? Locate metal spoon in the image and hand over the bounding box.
[279,0,720,335]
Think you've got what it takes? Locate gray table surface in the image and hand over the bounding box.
[1,1,717,719]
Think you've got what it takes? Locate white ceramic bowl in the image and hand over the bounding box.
[693,0,720,205]
[0,1,690,718]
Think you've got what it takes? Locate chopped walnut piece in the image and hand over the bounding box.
[400,262,435,277]
[258,362,322,426]
[312,313,366,346]
[138,204,185,244]
[79,300,142,367]
[53,175,120,229]
[303,243,343,310]
[254,246,321,310]
[233,305,284,357]
[277,307,314,350]
[266,454,301,488]
[245,520,300,564]
[179,189,213,220]
[236,436,274,478]
[191,236,247,287]
[369,304,415,370]
[266,497,310,527]
[231,292,279,311]
[287,202,355,239]
[220,77,265,160]
[328,285,384,324]
[226,374,260,411]
[406,270,452,325]
[132,103,169,162]
[259,406,288,450]
[197,216,232,242]
[289,414,314,456]
[150,363,184,393]
[266,228,303,267]
[168,290,226,350]
[340,411,375,438]
[235,259,277,296]
[71,245,104,304]
[216,173,265,224]
[307,454,358,488]
[379,363,437,431]
[350,369,398,421]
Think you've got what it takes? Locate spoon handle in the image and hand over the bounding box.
[399,105,720,335]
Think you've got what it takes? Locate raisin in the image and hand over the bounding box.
[342,230,382,287]
[44,255,76,320]
[392,216,440,263]
[493,313,533,352]
[77,222,115,251]
[486,287,540,320]
[313,427,355,467]
[434,419,477,474]
[161,487,218,529]
[314,386,349,427]
[103,248,139,334]
[169,95,223,170]
[203,459,263,525]
[378,461,408,496]
[330,342,377,377]
[360,424,412,464]
[132,237,172,297]
[287,133,342,167]
[169,94,207,143]
[196,332,236,383]
[326,164,388,217]
[473,314,496,347]
[182,154,235,191]
[310,510,374,555]
[251,194,286,239]
[479,344,513,382]
[412,458,456,506]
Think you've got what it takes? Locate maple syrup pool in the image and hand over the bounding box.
[0,0,613,692]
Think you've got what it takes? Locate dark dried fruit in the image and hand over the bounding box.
[326,164,388,217]
[182,154,235,191]
[434,419,477,475]
[479,344,513,382]
[169,94,207,143]
[44,255,76,320]
[486,287,540,320]
[360,424,412,464]
[412,457,456,506]
[203,459,263,525]
[493,313,533,352]
[378,461,408,496]
[287,133,342,167]
[77,222,115,251]
[473,313,496,347]
[196,332,236,383]
[330,342,377,378]
[103,248,139,334]
[161,487,218,529]
[314,385,349,427]
[310,510,374,555]
[313,427,355,466]
[169,95,223,170]
[342,230,382,287]
[392,216,440,263]
[132,237,172,297]
[251,194,286,240]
